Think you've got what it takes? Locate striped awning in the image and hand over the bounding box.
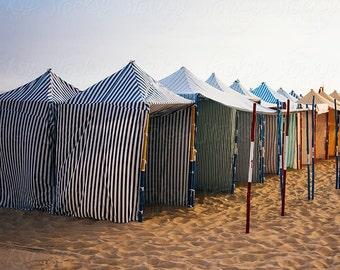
[251,82,287,104]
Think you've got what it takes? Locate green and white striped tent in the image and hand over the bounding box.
[206,73,275,184]
[0,69,79,212]
[160,68,274,193]
[55,61,194,223]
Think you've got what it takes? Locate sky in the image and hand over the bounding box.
[1,0,340,96]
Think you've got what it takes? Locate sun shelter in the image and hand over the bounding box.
[298,89,331,163]
[330,90,340,102]
[55,61,194,223]
[229,79,261,103]
[317,87,340,157]
[160,67,273,193]
[206,73,275,185]
[0,69,79,211]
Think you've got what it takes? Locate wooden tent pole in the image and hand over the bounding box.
[138,114,150,222]
[246,103,256,234]
[188,105,196,207]
[335,99,339,189]
[312,96,315,200]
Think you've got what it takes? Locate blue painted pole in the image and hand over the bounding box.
[231,110,239,194]
[311,96,315,200]
[306,105,311,200]
[277,100,282,177]
[335,99,339,189]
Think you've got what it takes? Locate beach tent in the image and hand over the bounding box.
[317,87,340,157]
[330,90,340,102]
[298,89,331,163]
[277,87,298,103]
[160,67,273,193]
[206,73,275,184]
[0,69,79,211]
[229,79,261,103]
[55,61,193,223]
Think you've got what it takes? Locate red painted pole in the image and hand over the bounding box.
[246,103,256,234]
[281,100,290,216]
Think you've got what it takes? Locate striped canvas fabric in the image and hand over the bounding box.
[264,114,278,174]
[0,69,79,211]
[55,61,193,223]
[146,108,191,205]
[161,68,239,192]
[205,74,268,184]
[229,79,261,102]
[252,82,286,104]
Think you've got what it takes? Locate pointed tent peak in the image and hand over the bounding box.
[330,90,340,102]
[319,86,325,93]
[235,79,240,83]
[277,87,298,103]
[0,70,79,103]
[70,61,191,113]
[298,88,334,108]
[251,81,286,104]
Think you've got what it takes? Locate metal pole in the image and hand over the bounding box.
[312,96,315,200]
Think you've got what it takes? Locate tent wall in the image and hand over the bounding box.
[146,107,191,206]
[264,114,278,174]
[235,111,261,183]
[287,114,297,169]
[195,99,236,192]
[328,109,337,157]
[0,100,54,211]
[55,103,148,223]
[301,111,327,164]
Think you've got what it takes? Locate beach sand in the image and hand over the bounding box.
[0,158,340,269]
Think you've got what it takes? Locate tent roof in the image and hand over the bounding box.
[69,61,192,115]
[277,87,298,102]
[251,82,287,104]
[0,69,79,103]
[297,89,334,109]
[229,79,260,102]
[318,87,340,107]
[330,90,340,102]
[160,67,274,114]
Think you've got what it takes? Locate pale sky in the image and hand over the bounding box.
[1,0,340,96]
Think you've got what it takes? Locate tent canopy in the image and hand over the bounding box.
[0,69,79,102]
[277,87,298,103]
[70,61,192,115]
[229,79,261,102]
[160,67,274,114]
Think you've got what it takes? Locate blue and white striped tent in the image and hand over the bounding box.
[0,69,79,211]
[206,73,275,185]
[251,82,287,105]
[55,61,193,223]
[229,79,261,103]
[277,87,298,103]
[161,67,273,192]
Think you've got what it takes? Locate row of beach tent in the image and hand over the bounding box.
[1,61,340,223]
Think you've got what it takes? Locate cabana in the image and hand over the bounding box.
[55,61,194,223]
[206,73,275,185]
[160,68,273,193]
[298,89,331,163]
[229,79,261,103]
[0,69,79,211]
[317,87,340,158]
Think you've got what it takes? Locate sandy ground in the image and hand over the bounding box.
[0,158,340,269]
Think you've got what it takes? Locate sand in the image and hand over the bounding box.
[1,158,340,269]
